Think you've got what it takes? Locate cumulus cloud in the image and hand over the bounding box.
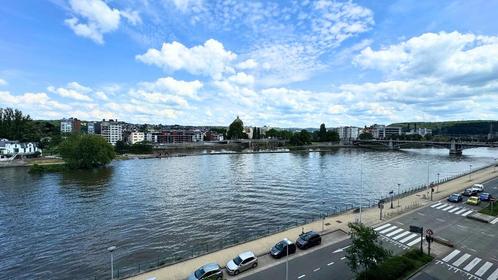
[0,79,7,86]
[354,31,498,85]
[236,59,258,70]
[0,91,72,112]
[65,0,141,44]
[48,82,93,102]
[136,39,237,79]
[136,76,203,99]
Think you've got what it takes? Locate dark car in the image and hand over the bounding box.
[188,263,223,280]
[462,188,478,197]
[447,193,463,203]
[270,238,297,258]
[296,231,321,250]
[479,192,493,201]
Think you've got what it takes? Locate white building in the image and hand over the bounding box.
[101,120,123,145]
[372,125,386,139]
[60,119,72,133]
[385,126,402,138]
[192,130,204,142]
[87,122,95,134]
[244,127,254,139]
[337,126,360,140]
[0,139,42,157]
[128,131,145,145]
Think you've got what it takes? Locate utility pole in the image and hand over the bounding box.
[390,190,394,209]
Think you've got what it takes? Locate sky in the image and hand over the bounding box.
[1,0,498,127]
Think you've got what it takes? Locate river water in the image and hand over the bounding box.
[1,148,497,279]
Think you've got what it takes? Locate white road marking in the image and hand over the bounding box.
[491,218,498,225]
[332,245,351,253]
[406,238,421,247]
[442,205,455,211]
[475,261,493,277]
[463,257,481,272]
[462,210,473,217]
[386,228,404,237]
[453,253,471,267]
[374,224,391,231]
[431,202,443,208]
[298,274,306,279]
[327,262,334,266]
[392,231,411,240]
[436,203,448,209]
[436,218,446,222]
[313,268,320,272]
[448,207,460,213]
[380,225,398,234]
[442,249,461,262]
[399,233,418,243]
[417,212,426,216]
[487,267,498,280]
[455,208,468,215]
[340,257,346,260]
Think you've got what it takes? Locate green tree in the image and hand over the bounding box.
[359,132,374,140]
[0,107,32,141]
[318,123,327,141]
[345,222,391,276]
[290,130,312,146]
[59,134,115,169]
[227,116,245,139]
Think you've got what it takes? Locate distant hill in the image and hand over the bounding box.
[390,120,498,136]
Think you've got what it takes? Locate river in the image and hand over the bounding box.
[1,148,497,279]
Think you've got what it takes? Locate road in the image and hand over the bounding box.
[235,175,498,280]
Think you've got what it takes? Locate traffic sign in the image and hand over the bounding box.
[426,228,434,235]
[410,225,423,234]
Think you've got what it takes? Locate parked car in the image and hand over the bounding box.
[462,188,478,197]
[466,196,480,206]
[270,238,297,258]
[226,251,258,276]
[479,192,493,201]
[471,183,485,192]
[447,193,463,203]
[296,231,321,249]
[188,263,223,280]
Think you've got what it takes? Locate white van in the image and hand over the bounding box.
[471,183,484,192]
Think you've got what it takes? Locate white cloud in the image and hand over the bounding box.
[0,79,7,86]
[95,91,109,101]
[227,72,255,86]
[171,0,204,13]
[236,59,258,70]
[136,39,237,79]
[354,31,498,85]
[137,76,203,99]
[0,91,72,113]
[48,82,93,102]
[65,0,140,44]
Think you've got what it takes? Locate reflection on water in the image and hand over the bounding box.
[0,148,497,279]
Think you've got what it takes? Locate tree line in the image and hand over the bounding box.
[0,107,60,143]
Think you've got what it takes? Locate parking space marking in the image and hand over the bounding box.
[475,262,493,277]
[453,253,471,267]
[386,228,404,237]
[487,267,498,280]
[464,257,482,272]
[443,249,461,262]
[374,224,391,231]
[391,231,411,240]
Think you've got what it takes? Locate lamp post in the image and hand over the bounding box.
[108,246,116,280]
[469,164,472,181]
[436,173,440,193]
[426,160,430,198]
[397,183,400,208]
[390,190,394,209]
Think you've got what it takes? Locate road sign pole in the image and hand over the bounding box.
[420,229,423,254]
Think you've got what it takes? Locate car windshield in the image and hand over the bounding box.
[451,194,459,198]
[233,256,243,265]
[194,268,205,278]
[275,242,284,250]
[301,234,311,241]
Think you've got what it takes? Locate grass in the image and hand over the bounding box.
[357,250,433,280]
[28,163,67,173]
[479,202,498,216]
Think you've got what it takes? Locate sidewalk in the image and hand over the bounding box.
[127,166,498,280]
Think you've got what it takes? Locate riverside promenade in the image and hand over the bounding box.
[127,165,498,280]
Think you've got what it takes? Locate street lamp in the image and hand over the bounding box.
[108,246,116,280]
[390,190,394,209]
[397,183,400,208]
[469,164,473,181]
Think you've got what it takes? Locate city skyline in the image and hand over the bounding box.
[1,0,498,127]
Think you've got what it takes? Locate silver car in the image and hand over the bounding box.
[226,251,258,275]
[188,263,223,280]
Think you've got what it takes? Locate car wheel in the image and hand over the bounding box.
[252,262,258,268]
[234,270,239,275]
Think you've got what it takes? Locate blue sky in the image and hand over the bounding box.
[1,0,498,127]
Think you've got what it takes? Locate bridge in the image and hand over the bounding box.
[352,139,496,155]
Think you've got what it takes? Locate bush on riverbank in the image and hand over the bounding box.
[115,140,153,154]
[356,250,433,280]
[59,134,115,169]
[29,163,66,173]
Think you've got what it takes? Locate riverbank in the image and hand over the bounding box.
[126,164,498,280]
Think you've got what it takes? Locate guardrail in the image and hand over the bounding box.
[93,163,495,280]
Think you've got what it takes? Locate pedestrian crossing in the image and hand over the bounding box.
[491,218,498,225]
[438,249,498,280]
[430,202,474,217]
[374,223,421,249]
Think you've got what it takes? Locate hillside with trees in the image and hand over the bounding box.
[390,120,498,136]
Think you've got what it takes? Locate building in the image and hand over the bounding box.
[60,118,81,134]
[244,127,254,139]
[337,126,360,140]
[127,131,145,145]
[87,122,95,134]
[101,119,123,145]
[385,126,402,138]
[372,125,386,139]
[205,131,224,141]
[0,139,42,157]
